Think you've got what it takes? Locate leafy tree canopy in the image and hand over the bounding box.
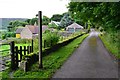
[51,14,63,22]
[30,18,38,25]
[60,12,74,28]
[8,20,28,32]
[42,16,50,25]
[67,2,120,31]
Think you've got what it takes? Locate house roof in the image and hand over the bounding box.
[42,25,48,32]
[26,25,38,34]
[26,25,48,34]
[50,21,60,26]
[66,23,84,29]
[16,25,49,34]
[16,27,24,33]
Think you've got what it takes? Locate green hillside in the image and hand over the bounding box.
[0,18,27,30]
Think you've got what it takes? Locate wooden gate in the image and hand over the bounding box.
[9,40,33,70]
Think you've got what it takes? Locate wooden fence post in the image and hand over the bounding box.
[38,11,43,68]
[15,46,18,69]
[20,46,22,61]
[10,41,15,70]
[32,39,33,52]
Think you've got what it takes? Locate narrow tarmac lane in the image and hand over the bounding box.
[52,31,118,78]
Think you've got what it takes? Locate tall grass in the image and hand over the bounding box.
[99,30,120,59]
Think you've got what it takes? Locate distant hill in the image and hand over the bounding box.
[0,18,28,30]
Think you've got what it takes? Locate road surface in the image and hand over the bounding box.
[52,31,118,78]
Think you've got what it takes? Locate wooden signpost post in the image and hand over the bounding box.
[38,11,43,68]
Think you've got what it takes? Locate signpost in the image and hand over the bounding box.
[38,11,43,68]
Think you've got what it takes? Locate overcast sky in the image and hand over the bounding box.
[0,0,69,18]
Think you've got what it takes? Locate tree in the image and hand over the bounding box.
[6,32,15,37]
[42,16,50,25]
[7,20,28,32]
[87,20,91,32]
[25,19,31,24]
[67,2,120,51]
[1,34,6,40]
[51,14,63,22]
[60,12,74,28]
[67,2,120,31]
[30,18,38,25]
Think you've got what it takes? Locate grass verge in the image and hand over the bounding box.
[2,34,89,79]
[99,34,120,59]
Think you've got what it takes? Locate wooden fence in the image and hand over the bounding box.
[10,40,33,70]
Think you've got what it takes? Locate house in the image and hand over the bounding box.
[66,23,84,33]
[48,21,60,28]
[50,21,60,26]
[20,25,38,39]
[16,25,48,39]
[16,27,24,38]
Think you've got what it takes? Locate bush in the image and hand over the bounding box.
[6,32,15,37]
[51,32,60,45]
[48,22,59,29]
[14,39,32,44]
[33,30,60,52]
[43,30,60,48]
[1,32,15,40]
[99,27,104,32]
[1,34,6,40]
[33,37,39,52]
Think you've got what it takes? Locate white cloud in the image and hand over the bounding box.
[0,0,69,18]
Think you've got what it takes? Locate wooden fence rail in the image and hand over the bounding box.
[0,49,10,52]
[0,43,9,46]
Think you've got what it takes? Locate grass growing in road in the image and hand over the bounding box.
[2,34,89,79]
[99,33,120,59]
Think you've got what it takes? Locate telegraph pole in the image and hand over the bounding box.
[38,11,43,68]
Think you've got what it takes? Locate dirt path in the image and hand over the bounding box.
[52,31,118,78]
